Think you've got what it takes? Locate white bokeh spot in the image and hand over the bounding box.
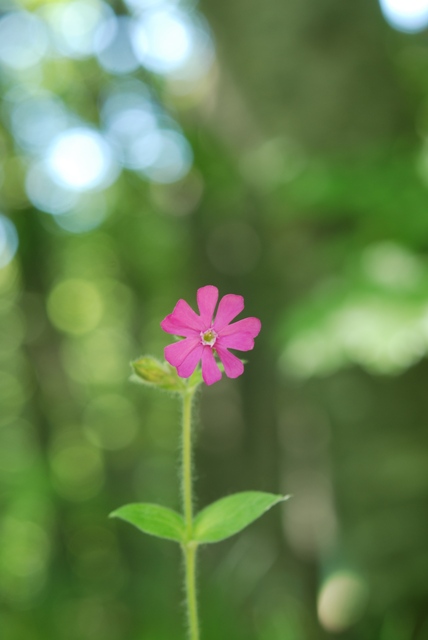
[379,0,428,32]
[46,128,118,191]
[131,8,193,73]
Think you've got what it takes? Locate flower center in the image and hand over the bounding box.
[200,328,217,347]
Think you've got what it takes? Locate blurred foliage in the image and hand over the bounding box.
[1,0,428,639]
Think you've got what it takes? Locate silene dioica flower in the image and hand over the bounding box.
[113,285,287,640]
[161,285,261,385]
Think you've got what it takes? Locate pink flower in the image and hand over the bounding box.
[161,285,261,386]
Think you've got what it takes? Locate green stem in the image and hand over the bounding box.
[181,388,200,640]
[184,542,199,640]
[182,389,195,536]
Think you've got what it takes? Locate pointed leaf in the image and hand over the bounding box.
[193,491,289,544]
[110,503,186,543]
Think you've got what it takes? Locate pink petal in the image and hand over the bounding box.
[165,338,200,367]
[161,299,202,337]
[201,347,222,385]
[177,344,204,378]
[213,294,244,331]
[197,285,218,326]
[216,345,244,379]
[219,317,261,339]
[217,332,254,352]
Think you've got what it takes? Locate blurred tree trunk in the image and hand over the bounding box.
[201,0,410,150]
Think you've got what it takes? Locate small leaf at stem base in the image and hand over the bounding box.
[110,503,186,543]
[193,491,289,544]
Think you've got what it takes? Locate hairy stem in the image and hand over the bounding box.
[182,389,195,536]
[184,542,199,640]
[181,388,200,640]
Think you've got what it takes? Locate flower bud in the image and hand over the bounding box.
[131,356,200,392]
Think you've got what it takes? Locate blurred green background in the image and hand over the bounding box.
[1,0,428,638]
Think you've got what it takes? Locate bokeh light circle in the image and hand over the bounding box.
[83,395,139,450]
[379,0,428,32]
[125,0,180,13]
[50,431,104,502]
[131,7,193,73]
[47,279,104,335]
[10,93,69,153]
[26,162,79,215]
[105,105,157,149]
[317,571,369,632]
[0,11,48,70]
[133,129,193,182]
[95,16,139,74]
[42,0,114,59]
[53,192,109,235]
[46,128,118,192]
[0,215,19,269]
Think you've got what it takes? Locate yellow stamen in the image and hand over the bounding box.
[201,328,217,346]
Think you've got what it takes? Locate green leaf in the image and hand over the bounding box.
[193,491,289,544]
[110,503,186,543]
